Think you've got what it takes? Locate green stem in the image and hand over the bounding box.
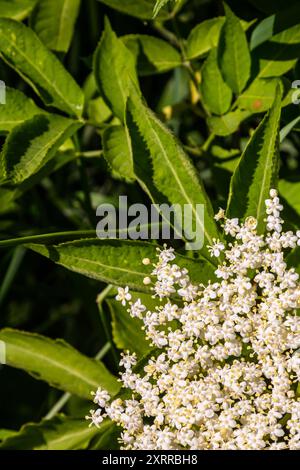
[0,231,96,248]
[73,134,95,227]
[152,21,180,49]
[0,247,26,307]
[183,145,204,158]
[202,133,215,152]
[76,150,103,158]
[97,285,119,369]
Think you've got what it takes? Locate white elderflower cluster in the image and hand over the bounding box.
[87,190,300,450]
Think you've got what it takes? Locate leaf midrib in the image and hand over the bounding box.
[61,253,148,278]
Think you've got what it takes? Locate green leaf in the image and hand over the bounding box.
[0,0,37,21]
[87,96,112,126]
[0,113,82,185]
[157,67,189,110]
[96,0,170,20]
[280,116,300,142]
[186,17,251,60]
[227,89,282,232]
[250,15,275,50]
[237,77,282,113]
[250,3,300,50]
[218,4,251,94]
[30,0,81,53]
[28,239,216,292]
[200,48,232,115]
[253,24,300,78]
[207,109,250,136]
[279,179,300,215]
[153,0,174,18]
[186,17,225,60]
[126,90,220,255]
[0,328,120,398]
[107,293,151,357]
[0,146,83,206]
[0,18,84,117]
[103,125,135,182]
[0,429,17,441]
[0,87,42,133]
[88,421,120,450]
[93,18,139,121]
[122,35,181,76]
[0,415,107,450]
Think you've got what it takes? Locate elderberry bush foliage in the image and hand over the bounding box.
[0,0,300,451]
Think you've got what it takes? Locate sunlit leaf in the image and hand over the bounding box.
[200,48,232,115]
[30,0,81,53]
[0,328,120,397]
[218,4,251,94]
[93,18,139,121]
[28,239,216,291]
[227,88,282,232]
[0,19,84,116]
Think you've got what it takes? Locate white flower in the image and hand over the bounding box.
[92,388,110,407]
[86,408,104,428]
[207,239,225,258]
[130,299,146,318]
[116,286,131,306]
[214,208,225,221]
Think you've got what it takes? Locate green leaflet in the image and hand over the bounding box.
[0,328,120,398]
[93,18,140,121]
[280,116,300,142]
[27,239,216,292]
[88,421,120,450]
[153,0,174,18]
[157,67,190,110]
[0,19,84,117]
[237,77,283,113]
[87,97,112,126]
[122,35,181,76]
[107,293,152,357]
[0,416,111,450]
[0,87,42,132]
[218,4,251,94]
[279,180,300,215]
[102,125,135,182]
[126,90,220,256]
[0,113,82,185]
[30,0,81,53]
[186,17,225,60]
[0,429,17,441]
[250,4,300,50]
[186,16,252,60]
[200,48,232,116]
[253,23,300,78]
[96,0,170,20]
[207,109,250,136]
[226,88,282,232]
[0,0,37,21]
[0,147,84,206]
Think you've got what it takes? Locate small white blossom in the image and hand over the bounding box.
[116,286,131,306]
[207,239,225,258]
